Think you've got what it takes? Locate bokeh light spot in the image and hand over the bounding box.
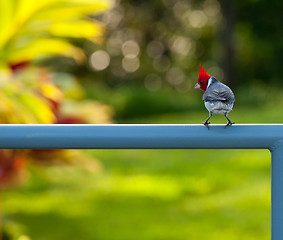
[189,10,208,28]
[90,50,110,71]
[153,56,171,72]
[144,74,162,91]
[171,36,192,55]
[166,67,185,85]
[121,40,140,58]
[122,57,140,72]
[146,41,165,59]
[203,0,220,17]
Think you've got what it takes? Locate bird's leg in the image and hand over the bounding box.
[203,112,212,129]
[224,113,234,128]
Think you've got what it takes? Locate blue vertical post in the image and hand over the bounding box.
[271,142,283,240]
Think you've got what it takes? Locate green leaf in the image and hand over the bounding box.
[48,20,105,41]
[0,0,111,65]
[17,93,55,123]
[7,38,86,64]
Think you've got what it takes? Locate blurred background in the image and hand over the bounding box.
[0,0,282,239]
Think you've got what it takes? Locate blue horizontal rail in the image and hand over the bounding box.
[0,124,282,149]
[0,123,282,240]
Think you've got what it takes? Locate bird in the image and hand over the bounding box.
[194,65,235,129]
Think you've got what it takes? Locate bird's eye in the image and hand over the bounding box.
[200,81,203,84]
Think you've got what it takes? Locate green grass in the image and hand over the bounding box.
[2,107,276,240]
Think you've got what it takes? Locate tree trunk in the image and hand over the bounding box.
[220,0,236,88]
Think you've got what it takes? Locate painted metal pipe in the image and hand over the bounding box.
[0,124,282,149]
[271,143,283,240]
[0,124,282,239]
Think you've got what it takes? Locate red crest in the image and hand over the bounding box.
[198,65,211,83]
[196,65,211,91]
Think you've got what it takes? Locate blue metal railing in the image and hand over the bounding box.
[0,124,281,239]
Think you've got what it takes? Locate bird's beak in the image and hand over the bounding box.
[194,83,200,89]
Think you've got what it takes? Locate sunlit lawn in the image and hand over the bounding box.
[2,106,275,240]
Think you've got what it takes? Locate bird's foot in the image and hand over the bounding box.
[225,121,235,128]
[203,121,210,130]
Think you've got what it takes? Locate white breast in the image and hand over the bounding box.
[204,101,233,114]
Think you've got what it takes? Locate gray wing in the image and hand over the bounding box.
[203,82,235,104]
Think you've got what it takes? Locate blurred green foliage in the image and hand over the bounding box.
[0,0,111,67]
[236,0,283,85]
[0,0,112,186]
[0,0,282,239]
[58,0,281,120]
[2,108,272,240]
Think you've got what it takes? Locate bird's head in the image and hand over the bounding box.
[194,65,211,91]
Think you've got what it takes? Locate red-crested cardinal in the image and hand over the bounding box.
[194,65,235,129]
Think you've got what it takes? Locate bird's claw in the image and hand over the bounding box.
[203,121,210,130]
[225,121,234,128]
